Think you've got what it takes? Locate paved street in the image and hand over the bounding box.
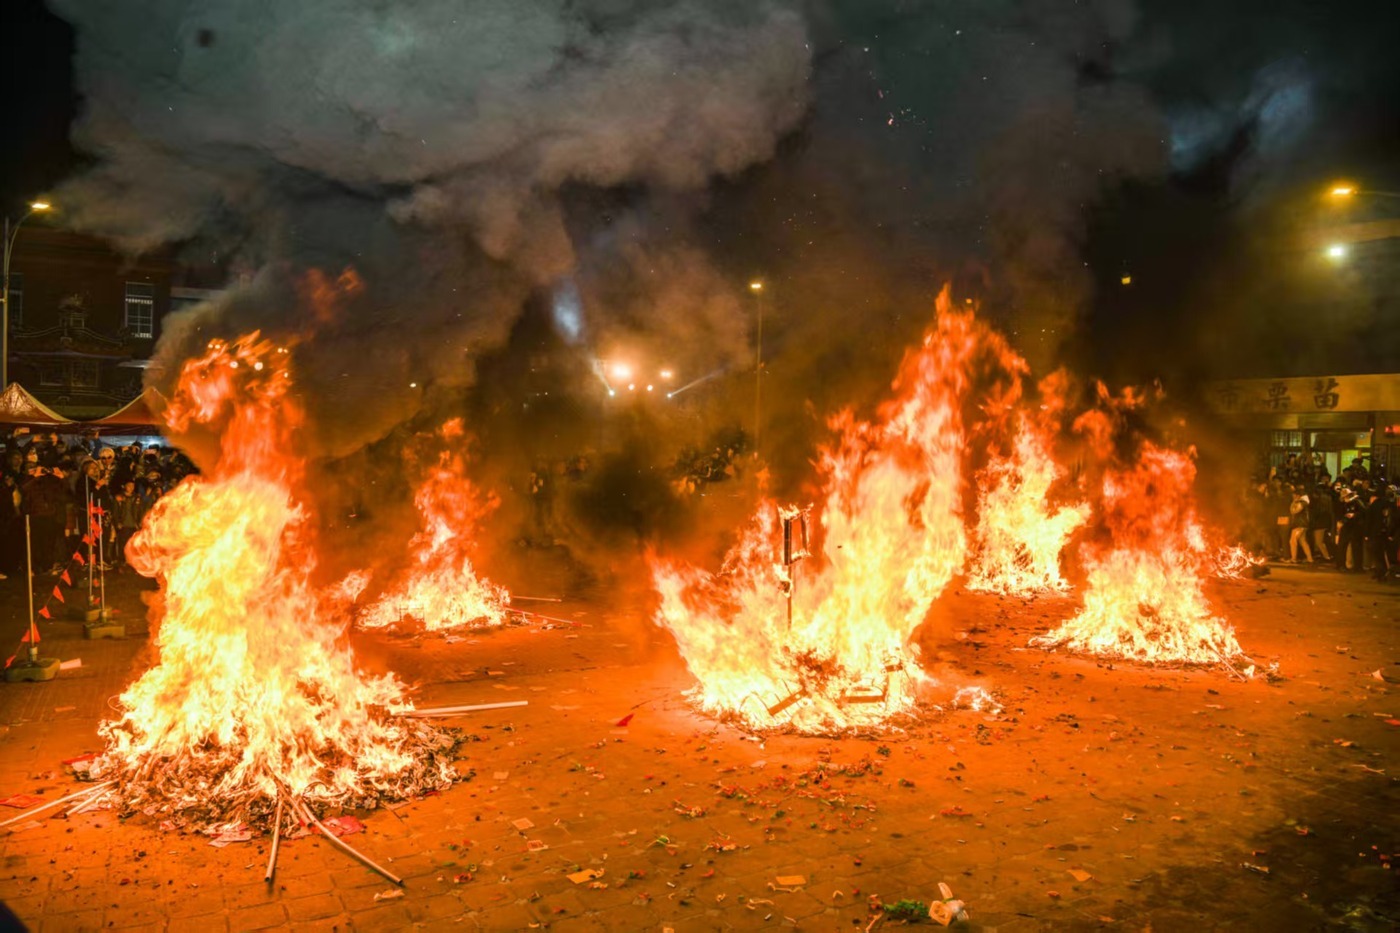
[0,561,1396,931]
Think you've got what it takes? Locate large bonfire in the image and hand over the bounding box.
[90,333,458,830]
[652,293,1027,732]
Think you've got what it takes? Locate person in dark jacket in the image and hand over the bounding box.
[1336,487,1366,571]
[1308,478,1335,563]
[1365,488,1396,582]
[0,450,23,578]
[21,463,70,574]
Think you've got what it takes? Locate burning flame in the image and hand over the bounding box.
[652,295,1025,732]
[1031,441,1246,669]
[91,334,457,829]
[355,419,510,631]
[966,416,1088,595]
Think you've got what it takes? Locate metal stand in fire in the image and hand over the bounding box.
[5,517,62,683]
[762,507,811,718]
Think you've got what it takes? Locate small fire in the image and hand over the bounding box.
[355,419,510,631]
[1031,438,1246,669]
[652,294,1024,732]
[91,334,457,830]
[1207,544,1266,579]
[966,416,1088,595]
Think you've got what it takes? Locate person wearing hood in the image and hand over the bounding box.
[1336,486,1366,572]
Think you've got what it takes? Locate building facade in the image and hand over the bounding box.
[6,226,222,417]
[1207,373,1400,482]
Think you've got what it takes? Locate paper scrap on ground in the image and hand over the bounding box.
[512,818,535,831]
[569,868,605,884]
[58,658,82,670]
[775,875,807,886]
[1068,869,1093,882]
[208,827,253,847]
[322,815,365,837]
[0,795,45,809]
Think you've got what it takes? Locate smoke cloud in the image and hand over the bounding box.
[49,0,1209,572]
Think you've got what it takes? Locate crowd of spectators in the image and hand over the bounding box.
[1244,453,1399,582]
[1,429,197,579]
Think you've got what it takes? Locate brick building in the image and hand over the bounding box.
[5,225,222,417]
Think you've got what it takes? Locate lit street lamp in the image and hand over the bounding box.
[1327,182,1400,201]
[3,200,52,387]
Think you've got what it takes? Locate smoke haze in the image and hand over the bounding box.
[41,0,1399,571]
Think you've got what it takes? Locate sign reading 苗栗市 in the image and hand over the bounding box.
[1207,374,1400,415]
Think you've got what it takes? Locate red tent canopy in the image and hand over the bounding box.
[0,382,75,428]
[85,387,168,434]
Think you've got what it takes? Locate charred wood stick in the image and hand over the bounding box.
[64,790,110,818]
[295,801,402,886]
[265,798,284,884]
[396,701,528,717]
[0,781,114,829]
[508,595,562,602]
[508,608,578,627]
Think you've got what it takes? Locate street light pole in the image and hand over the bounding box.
[3,201,51,387]
[750,280,764,457]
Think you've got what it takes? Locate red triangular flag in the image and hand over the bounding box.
[61,570,72,586]
[20,630,31,643]
[74,552,87,566]
[3,655,13,669]
[38,607,51,619]
[52,587,65,603]
[82,534,94,547]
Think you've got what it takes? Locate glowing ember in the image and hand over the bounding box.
[653,293,1024,732]
[355,419,510,631]
[1207,544,1266,579]
[1032,440,1247,669]
[966,416,1088,595]
[91,333,458,830]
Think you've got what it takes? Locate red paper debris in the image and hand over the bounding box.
[321,815,365,836]
[615,713,634,727]
[0,794,45,808]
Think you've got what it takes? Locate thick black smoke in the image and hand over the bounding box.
[63,0,1381,574]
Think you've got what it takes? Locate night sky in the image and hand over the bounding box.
[4,0,1399,435]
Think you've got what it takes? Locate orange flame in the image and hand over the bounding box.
[355,420,510,631]
[92,333,456,829]
[652,294,1025,732]
[966,416,1088,595]
[1032,439,1246,668]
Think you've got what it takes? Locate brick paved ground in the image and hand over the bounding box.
[0,562,1396,931]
